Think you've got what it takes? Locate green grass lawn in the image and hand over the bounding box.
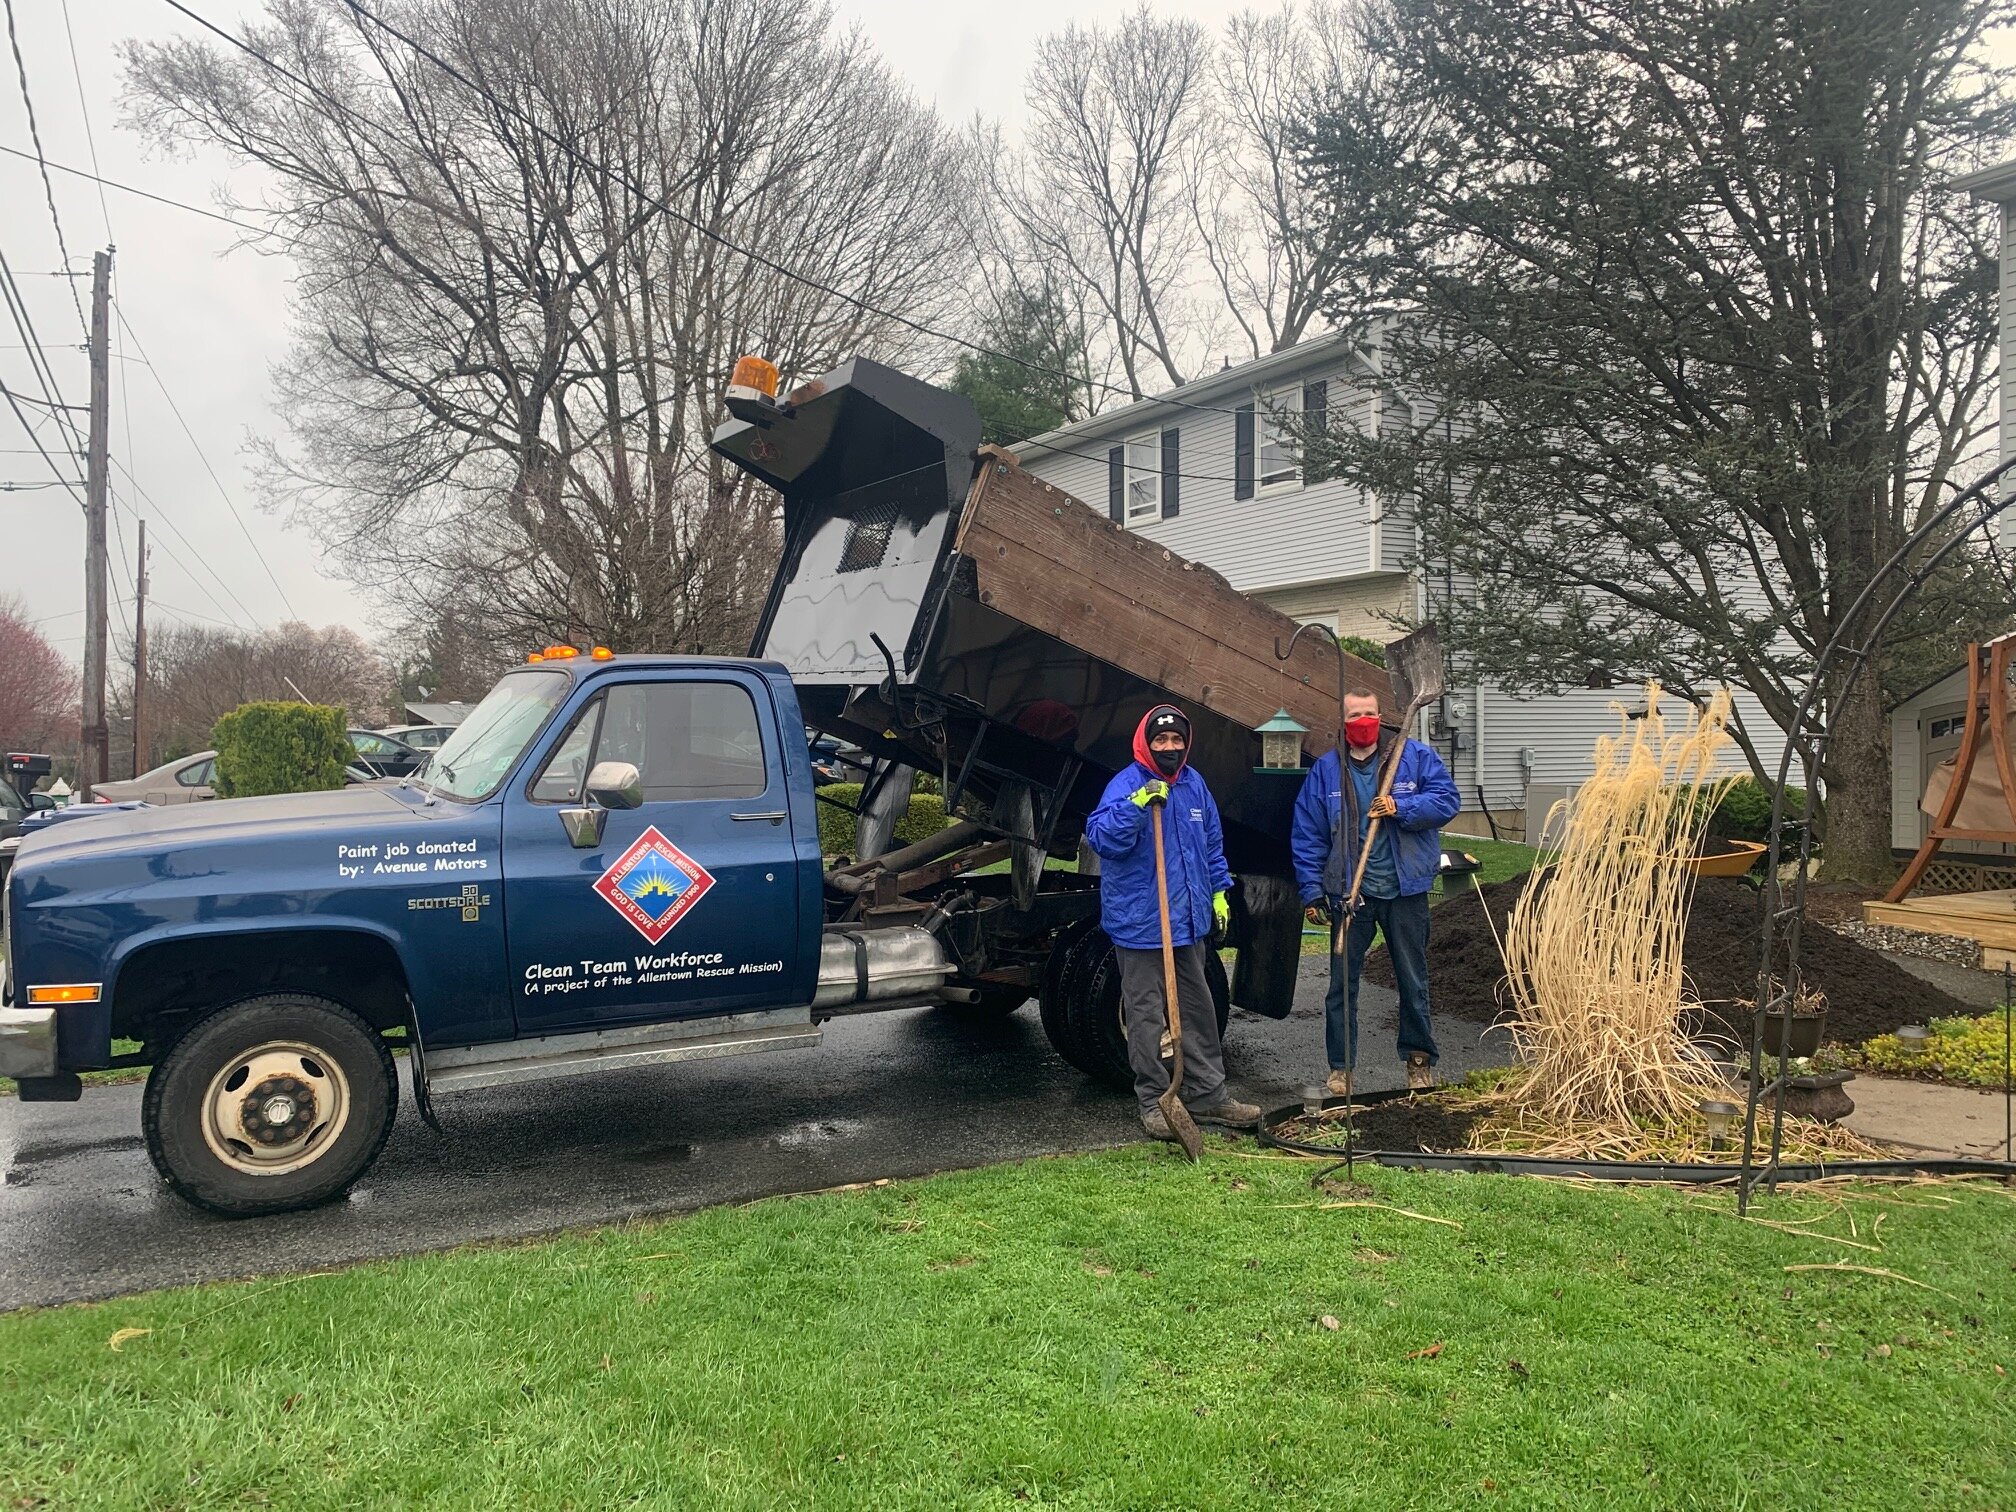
[3,1148,2009,1509]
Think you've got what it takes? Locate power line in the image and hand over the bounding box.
[159,0,1261,424]
[152,598,241,629]
[0,379,82,504]
[0,144,305,249]
[57,0,112,242]
[3,0,88,338]
[111,302,301,621]
[109,466,260,630]
[0,243,90,470]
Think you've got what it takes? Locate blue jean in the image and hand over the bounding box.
[1326,891,1438,1070]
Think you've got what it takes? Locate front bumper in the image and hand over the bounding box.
[0,1006,56,1079]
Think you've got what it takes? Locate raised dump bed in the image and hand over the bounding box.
[714,357,1388,1020]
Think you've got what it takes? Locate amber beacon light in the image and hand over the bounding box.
[724,354,786,426]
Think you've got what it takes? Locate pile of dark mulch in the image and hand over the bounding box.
[1272,1092,1484,1154]
[1364,875,1974,1047]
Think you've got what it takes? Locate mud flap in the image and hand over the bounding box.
[1229,873,1300,1020]
[406,1008,443,1135]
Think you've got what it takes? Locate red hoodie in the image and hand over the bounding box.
[1132,704,1190,780]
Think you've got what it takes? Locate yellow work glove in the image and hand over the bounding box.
[1213,890,1231,930]
[1130,780,1171,808]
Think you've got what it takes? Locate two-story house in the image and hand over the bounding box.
[1013,332,1785,840]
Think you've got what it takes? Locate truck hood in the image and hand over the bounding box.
[15,783,437,866]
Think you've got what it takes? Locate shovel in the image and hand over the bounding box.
[1150,802,1204,1162]
[1343,623,1448,914]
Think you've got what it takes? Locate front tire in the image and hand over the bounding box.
[143,993,397,1218]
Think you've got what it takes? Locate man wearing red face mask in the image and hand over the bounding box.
[1291,688,1461,1095]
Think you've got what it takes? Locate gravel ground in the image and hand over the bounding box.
[1830,919,1982,969]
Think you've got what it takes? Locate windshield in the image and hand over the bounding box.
[422,671,571,802]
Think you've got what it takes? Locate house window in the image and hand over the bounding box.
[1124,431,1162,522]
[1259,389,1300,492]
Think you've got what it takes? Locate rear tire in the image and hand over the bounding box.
[142,993,397,1218]
[1039,922,1107,1076]
[1054,931,1233,1092]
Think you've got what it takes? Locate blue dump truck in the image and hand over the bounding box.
[0,358,1384,1216]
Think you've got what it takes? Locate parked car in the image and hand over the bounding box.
[808,733,869,787]
[93,752,219,805]
[379,723,456,752]
[347,730,426,778]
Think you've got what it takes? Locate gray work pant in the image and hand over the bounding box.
[1117,942,1228,1116]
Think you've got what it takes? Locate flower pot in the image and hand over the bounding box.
[1760,1005,1826,1059]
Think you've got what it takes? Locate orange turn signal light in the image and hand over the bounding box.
[27,983,101,1005]
[729,354,779,399]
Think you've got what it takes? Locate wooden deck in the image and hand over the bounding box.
[1862,889,2016,968]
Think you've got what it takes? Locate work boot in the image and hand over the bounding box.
[1140,1109,1176,1142]
[1407,1052,1435,1092]
[1193,1096,1261,1130]
[1326,1069,1353,1099]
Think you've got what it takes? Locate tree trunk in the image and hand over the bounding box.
[1822,669,1895,886]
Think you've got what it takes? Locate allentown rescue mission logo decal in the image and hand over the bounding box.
[593,826,715,944]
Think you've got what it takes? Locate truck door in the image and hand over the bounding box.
[503,671,801,1035]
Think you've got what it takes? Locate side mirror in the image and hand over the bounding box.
[559,761,644,850]
[559,806,606,849]
[585,761,643,811]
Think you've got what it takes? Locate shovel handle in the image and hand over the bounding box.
[1151,803,1183,1052]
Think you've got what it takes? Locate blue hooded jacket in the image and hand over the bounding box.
[1084,708,1233,951]
[1291,737,1460,903]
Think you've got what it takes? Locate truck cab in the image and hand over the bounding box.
[2,655,899,1214]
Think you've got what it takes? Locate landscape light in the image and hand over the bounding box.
[1697,1098,1739,1150]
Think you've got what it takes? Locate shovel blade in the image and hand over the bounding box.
[1158,1086,1204,1162]
[1385,622,1447,714]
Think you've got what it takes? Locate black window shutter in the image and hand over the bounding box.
[1160,427,1180,518]
[1302,379,1327,483]
[1108,444,1125,522]
[1234,404,1255,500]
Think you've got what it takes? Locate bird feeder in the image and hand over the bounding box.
[1254,707,1308,774]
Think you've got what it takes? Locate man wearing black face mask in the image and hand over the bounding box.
[1085,705,1259,1140]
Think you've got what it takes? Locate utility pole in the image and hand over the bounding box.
[80,248,112,795]
[132,516,148,780]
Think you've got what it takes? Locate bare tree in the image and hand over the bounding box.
[140,621,389,762]
[1192,3,1362,357]
[123,0,976,652]
[1011,6,1214,399]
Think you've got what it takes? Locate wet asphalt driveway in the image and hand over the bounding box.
[0,962,1511,1310]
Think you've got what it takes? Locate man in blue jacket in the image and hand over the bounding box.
[1086,705,1261,1140]
[1292,687,1462,1095]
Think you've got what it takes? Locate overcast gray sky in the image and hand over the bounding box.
[2,1,2011,660]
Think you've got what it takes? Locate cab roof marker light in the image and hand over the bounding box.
[27,983,101,1005]
[527,652,546,663]
[591,646,614,661]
